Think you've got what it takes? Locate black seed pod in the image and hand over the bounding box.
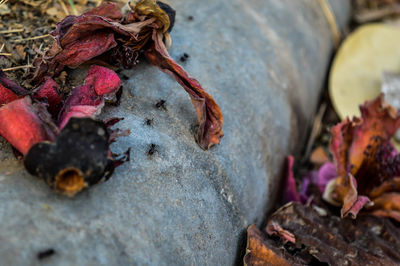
[24,118,114,197]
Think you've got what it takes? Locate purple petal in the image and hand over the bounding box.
[284,156,301,203]
[317,162,337,193]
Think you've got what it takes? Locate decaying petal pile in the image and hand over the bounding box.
[0,65,125,196]
[27,0,223,150]
[0,0,223,196]
[284,95,400,222]
[325,94,400,221]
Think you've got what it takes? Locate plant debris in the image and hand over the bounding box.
[244,202,400,266]
[324,95,400,221]
[26,0,223,149]
[0,0,223,196]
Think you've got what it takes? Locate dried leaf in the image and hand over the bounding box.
[34,78,63,115]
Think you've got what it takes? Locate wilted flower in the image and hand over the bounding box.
[324,94,400,221]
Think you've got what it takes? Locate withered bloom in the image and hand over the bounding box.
[27,0,223,149]
[0,66,126,196]
[324,94,400,221]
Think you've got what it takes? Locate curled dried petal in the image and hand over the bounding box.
[284,155,301,203]
[369,177,400,198]
[34,78,63,114]
[341,174,371,219]
[0,97,55,155]
[145,31,223,149]
[266,222,295,244]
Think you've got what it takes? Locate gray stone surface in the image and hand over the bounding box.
[0,1,350,265]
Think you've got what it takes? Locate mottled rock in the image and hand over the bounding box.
[0,0,350,265]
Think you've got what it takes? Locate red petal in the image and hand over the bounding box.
[0,97,53,155]
[0,70,28,96]
[54,32,117,68]
[85,65,121,95]
[0,83,20,105]
[34,78,62,114]
[83,2,123,20]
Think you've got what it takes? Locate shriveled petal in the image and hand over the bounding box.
[0,97,54,155]
[145,31,223,149]
[0,70,29,96]
[83,2,123,20]
[317,162,337,193]
[330,95,400,179]
[266,222,296,244]
[85,65,122,95]
[284,156,301,203]
[34,78,63,114]
[54,32,117,69]
[58,66,121,129]
[367,193,400,222]
[349,95,400,174]
[341,174,371,219]
[369,177,400,198]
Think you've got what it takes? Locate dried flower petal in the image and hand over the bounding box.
[0,83,20,105]
[368,193,400,222]
[284,155,301,203]
[326,94,400,219]
[369,177,400,198]
[145,32,224,149]
[34,78,63,114]
[266,222,295,244]
[0,70,28,96]
[84,65,122,96]
[58,65,121,128]
[0,97,55,155]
